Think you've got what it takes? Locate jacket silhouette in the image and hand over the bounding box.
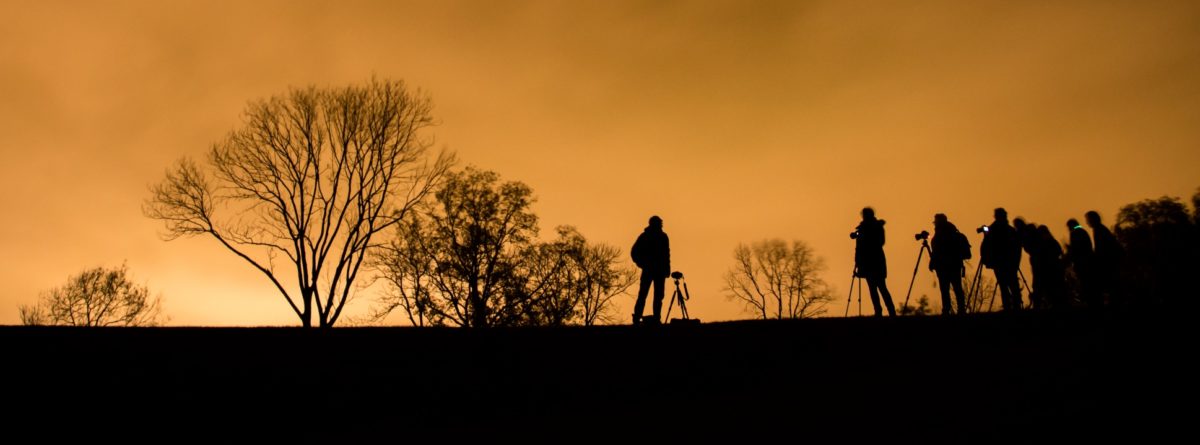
[1066,218,1098,308]
[854,208,895,316]
[630,216,671,325]
[1086,210,1123,307]
[929,214,969,314]
[1032,224,1069,309]
[980,208,1023,311]
[855,217,887,279]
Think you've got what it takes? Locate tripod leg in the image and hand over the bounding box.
[857,277,863,316]
[987,282,999,312]
[1017,268,1031,308]
[666,289,676,321]
[845,268,857,317]
[967,261,984,306]
[902,245,928,309]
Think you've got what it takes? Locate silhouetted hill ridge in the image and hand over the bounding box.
[1,309,1190,441]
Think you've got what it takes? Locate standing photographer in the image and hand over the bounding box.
[630,215,671,325]
[929,213,970,315]
[1066,218,1098,308]
[853,207,896,316]
[1086,210,1123,307]
[980,208,1023,311]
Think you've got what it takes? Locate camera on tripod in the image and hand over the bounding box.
[914,230,930,241]
[976,225,990,234]
[666,271,699,325]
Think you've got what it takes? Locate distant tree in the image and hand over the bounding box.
[724,239,834,319]
[370,168,632,327]
[1192,188,1200,226]
[19,264,164,326]
[898,295,934,316]
[573,242,637,326]
[510,227,636,326]
[962,262,1001,313]
[145,78,453,327]
[1114,195,1198,306]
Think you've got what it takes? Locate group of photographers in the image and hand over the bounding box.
[854,207,1123,316]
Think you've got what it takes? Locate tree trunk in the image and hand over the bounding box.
[469,279,486,327]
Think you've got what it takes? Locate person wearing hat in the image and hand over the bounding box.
[930,213,970,315]
[630,215,671,325]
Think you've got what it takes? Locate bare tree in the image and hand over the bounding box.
[962,262,999,313]
[370,168,631,327]
[145,78,453,327]
[505,227,636,326]
[574,242,637,326]
[724,239,834,319]
[898,295,934,316]
[20,264,165,326]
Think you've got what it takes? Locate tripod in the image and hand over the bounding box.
[902,238,933,309]
[983,267,1033,311]
[665,274,693,323]
[967,259,987,307]
[844,267,864,317]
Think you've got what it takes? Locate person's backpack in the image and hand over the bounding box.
[630,236,646,268]
[958,232,973,260]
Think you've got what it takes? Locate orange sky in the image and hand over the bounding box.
[2,0,1198,326]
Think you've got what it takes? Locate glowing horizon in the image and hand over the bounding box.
[2,0,1198,326]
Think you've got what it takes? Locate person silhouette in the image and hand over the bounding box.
[930,213,969,315]
[1086,210,1123,307]
[1014,218,1041,308]
[1066,218,1098,308]
[630,215,671,325]
[853,207,896,316]
[1036,224,1069,309]
[981,208,1023,311]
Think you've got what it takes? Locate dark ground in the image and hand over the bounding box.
[2,309,1193,442]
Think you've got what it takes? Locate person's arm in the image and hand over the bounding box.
[928,237,936,271]
[665,234,671,276]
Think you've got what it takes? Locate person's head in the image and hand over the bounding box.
[1067,218,1082,230]
[933,213,949,228]
[994,207,1008,221]
[861,207,875,220]
[648,215,663,229]
[1085,210,1102,227]
[1038,225,1053,238]
[1013,217,1027,230]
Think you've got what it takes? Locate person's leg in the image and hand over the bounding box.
[633,271,651,324]
[866,277,883,316]
[877,277,896,316]
[952,278,967,314]
[937,271,952,315]
[651,274,666,322]
[1011,269,1023,309]
[995,269,1014,311]
[1007,268,1023,310]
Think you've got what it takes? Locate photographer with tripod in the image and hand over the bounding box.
[630,215,671,325]
[852,207,896,316]
[929,213,971,315]
[980,208,1023,312]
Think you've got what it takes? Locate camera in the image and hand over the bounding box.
[976,225,990,234]
[849,230,860,239]
[671,271,684,280]
[914,230,930,241]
